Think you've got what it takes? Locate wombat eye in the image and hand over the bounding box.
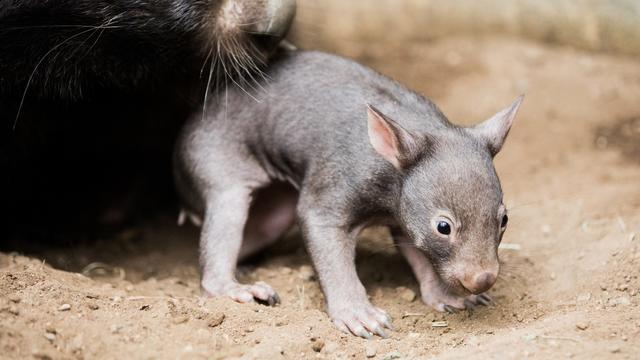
[501,214,509,228]
[436,221,451,235]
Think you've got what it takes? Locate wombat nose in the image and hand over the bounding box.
[253,0,297,37]
[462,272,497,294]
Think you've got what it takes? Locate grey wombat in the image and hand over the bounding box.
[174,50,523,338]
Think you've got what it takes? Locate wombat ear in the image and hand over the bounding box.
[471,95,524,156]
[366,104,421,169]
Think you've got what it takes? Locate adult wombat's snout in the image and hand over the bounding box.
[206,0,296,46]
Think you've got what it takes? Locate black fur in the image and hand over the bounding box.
[0,0,293,245]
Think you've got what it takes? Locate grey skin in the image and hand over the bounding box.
[174,50,523,339]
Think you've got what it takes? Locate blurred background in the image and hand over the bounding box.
[290,0,640,56]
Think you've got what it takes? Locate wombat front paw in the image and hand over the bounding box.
[330,304,393,339]
[203,281,281,306]
[421,283,493,313]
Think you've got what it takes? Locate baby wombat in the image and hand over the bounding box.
[174,50,523,338]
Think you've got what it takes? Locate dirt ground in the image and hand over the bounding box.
[2,36,640,359]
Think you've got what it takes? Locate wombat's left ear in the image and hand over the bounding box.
[470,95,524,156]
[366,104,421,170]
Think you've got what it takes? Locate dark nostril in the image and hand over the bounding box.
[471,272,497,294]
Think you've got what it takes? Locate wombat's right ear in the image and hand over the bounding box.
[367,104,421,170]
[470,95,524,156]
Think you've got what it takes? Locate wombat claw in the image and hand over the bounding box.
[444,305,459,314]
[205,281,280,306]
[475,293,492,306]
[331,305,393,339]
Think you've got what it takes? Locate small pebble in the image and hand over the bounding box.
[431,321,448,328]
[397,287,416,302]
[45,323,56,334]
[323,340,339,354]
[365,343,377,358]
[44,332,56,342]
[576,293,591,302]
[383,351,402,360]
[8,294,21,303]
[207,312,225,328]
[88,303,99,310]
[32,351,53,360]
[614,297,631,306]
[7,306,19,316]
[172,316,189,325]
[298,265,316,281]
[609,346,621,354]
[541,224,551,235]
[311,338,324,352]
[110,324,123,334]
[58,304,71,311]
[575,322,589,330]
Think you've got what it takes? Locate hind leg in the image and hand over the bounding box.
[199,185,280,305]
[239,182,298,261]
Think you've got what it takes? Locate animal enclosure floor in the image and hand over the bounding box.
[2,36,640,359]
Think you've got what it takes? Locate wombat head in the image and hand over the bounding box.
[367,96,523,295]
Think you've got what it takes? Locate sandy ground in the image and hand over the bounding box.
[1,36,640,359]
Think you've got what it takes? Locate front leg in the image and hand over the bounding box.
[392,228,491,313]
[298,207,392,338]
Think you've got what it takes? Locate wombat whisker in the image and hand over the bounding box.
[12,13,126,128]
[13,26,108,130]
[202,56,216,121]
[226,40,264,94]
[64,27,103,62]
[230,36,270,91]
[209,35,267,103]
[1,24,124,31]
[200,49,214,78]
[78,25,110,62]
[84,14,122,57]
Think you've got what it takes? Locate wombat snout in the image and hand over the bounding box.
[461,272,497,294]
[216,0,295,36]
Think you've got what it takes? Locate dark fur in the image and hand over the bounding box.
[0,0,294,243]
